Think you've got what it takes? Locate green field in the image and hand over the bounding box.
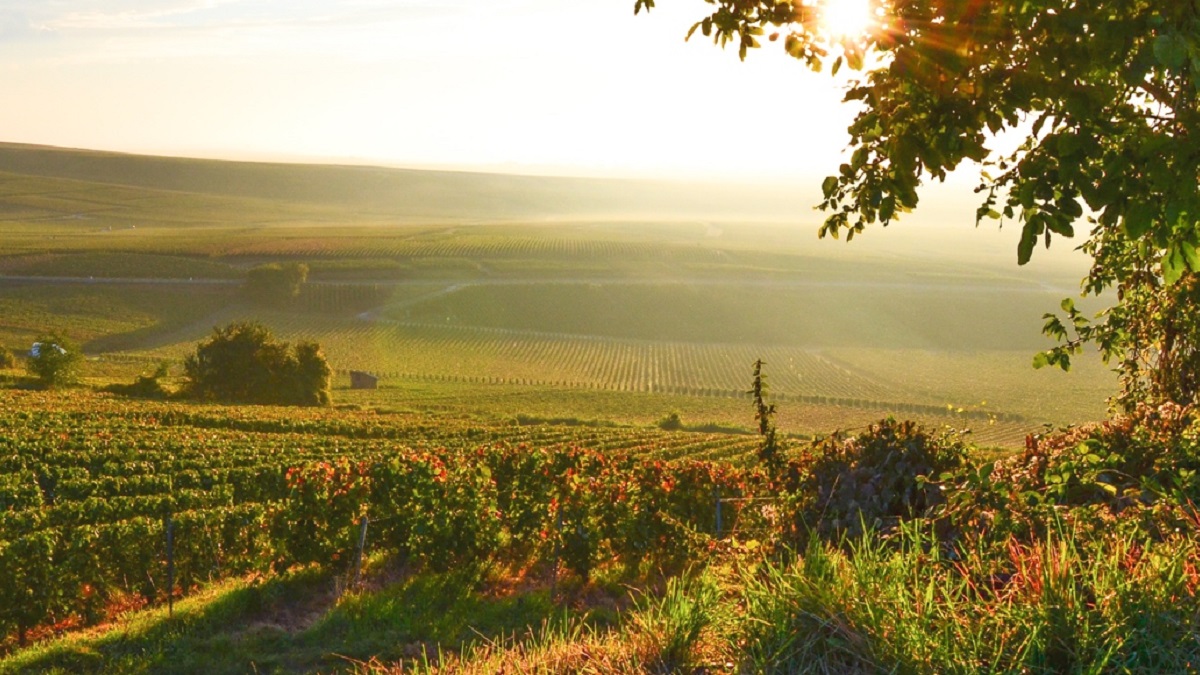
[0,143,1116,447]
[4,144,1197,674]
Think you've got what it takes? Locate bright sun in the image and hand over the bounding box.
[821,0,874,39]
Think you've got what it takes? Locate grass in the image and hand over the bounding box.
[0,560,609,675]
[1,568,337,675]
[735,525,1200,674]
[18,524,1189,674]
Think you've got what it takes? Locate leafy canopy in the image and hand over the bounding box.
[182,322,332,406]
[245,262,308,305]
[636,0,1200,407]
[26,333,82,389]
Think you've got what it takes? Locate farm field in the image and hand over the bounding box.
[1,146,1193,674]
[0,144,1117,448]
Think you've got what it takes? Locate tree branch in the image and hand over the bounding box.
[1136,79,1176,112]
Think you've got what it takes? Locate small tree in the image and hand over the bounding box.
[285,341,333,406]
[26,333,82,388]
[750,359,783,471]
[244,262,308,305]
[182,322,331,406]
[0,347,15,369]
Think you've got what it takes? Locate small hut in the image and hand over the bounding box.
[349,371,378,390]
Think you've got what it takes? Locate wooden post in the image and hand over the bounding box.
[165,516,175,618]
[714,488,723,539]
[551,509,563,599]
[353,515,369,589]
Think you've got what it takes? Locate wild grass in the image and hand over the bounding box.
[738,524,1200,674]
[7,526,1194,674]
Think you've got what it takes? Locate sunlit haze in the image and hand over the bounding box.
[0,0,870,182]
[822,0,875,39]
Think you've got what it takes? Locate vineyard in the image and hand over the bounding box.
[0,146,1115,452]
[86,302,1080,447]
[6,146,1195,673]
[0,389,782,648]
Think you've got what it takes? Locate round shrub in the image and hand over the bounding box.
[799,418,968,538]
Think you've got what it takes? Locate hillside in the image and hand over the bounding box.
[0,142,808,223]
[0,143,1116,443]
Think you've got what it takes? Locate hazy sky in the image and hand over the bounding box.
[0,0,870,181]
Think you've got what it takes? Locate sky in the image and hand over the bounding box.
[0,0,870,181]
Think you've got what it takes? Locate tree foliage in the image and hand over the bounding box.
[637,0,1200,408]
[182,322,331,406]
[244,262,308,305]
[26,333,82,388]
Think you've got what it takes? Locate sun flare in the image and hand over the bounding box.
[821,0,874,39]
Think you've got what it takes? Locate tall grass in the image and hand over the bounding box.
[738,523,1200,674]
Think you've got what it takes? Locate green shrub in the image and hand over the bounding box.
[244,262,308,305]
[657,411,683,431]
[181,322,331,406]
[25,333,82,389]
[797,418,968,538]
[938,401,1200,544]
[0,347,15,369]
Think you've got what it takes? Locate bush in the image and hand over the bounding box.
[0,347,15,369]
[101,362,172,400]
[795,418,968,538]
[181,322,331,406]
[244,262,308,305]
[657,411,683,431]
[26,333,83,388]
[938,401,1200,544]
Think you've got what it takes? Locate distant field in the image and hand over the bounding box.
[0,144,1117,448]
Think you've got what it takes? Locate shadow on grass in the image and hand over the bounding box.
[3,564,562,675]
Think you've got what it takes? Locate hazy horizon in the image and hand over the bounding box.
[0,0,871,182]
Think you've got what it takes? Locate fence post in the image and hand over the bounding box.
[353,515,370,589]
[714,488,723,539]
[551,508,563,599]
[165,516,175,618]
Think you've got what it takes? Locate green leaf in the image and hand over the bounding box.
[846,47,863,71]
[1124,202,1155,238]
[1056,134,1082,157]
[978,462,995,483]
[879,195,896,222]
[1182,240,1200,272]
[1033,352,1051,369]
[1046,215,1074,237]
[1163,245,1187,285]
[822,176,839,199]
[1154,34,1188,70]
[1018,220,1037,264]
